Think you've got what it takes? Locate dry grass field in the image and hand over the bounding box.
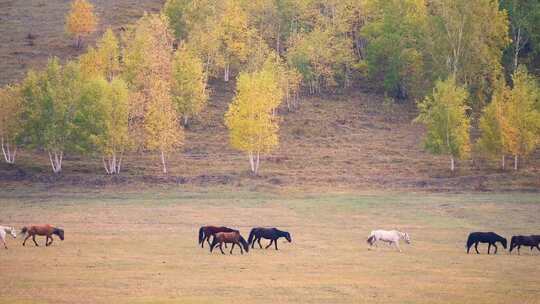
[0,187,539,304]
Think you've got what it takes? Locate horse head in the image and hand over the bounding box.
[402,232,411,244]
[501,237,507,249]
[54,228,65,241]
[8,227,16,238]
[284,231,292,243]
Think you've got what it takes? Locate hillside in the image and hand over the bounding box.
[0,0,538,192]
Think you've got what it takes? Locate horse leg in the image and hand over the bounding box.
[230,243,235,254]
[238,242,244,255]
[219,243,225,255]
[257,238,263,249]
[517,245,521,255]
[206,236,212,248]
[23,234,31,246]
[32,235,39,247]
[493,243,498,254]
[395,241,401,253]
[274,238,279,250]
[487,243,491,254]
[474,242,480,254]
[2,237,6,249]
[265,240,273,249]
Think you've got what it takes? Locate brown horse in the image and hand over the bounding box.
[210,231,249,255]
[198,226,237,248]
[21,225,64,247]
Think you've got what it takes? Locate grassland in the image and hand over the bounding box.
[0,187,539,304]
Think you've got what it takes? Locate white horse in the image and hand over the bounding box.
[0,226,17,249]
[367,229,410,252]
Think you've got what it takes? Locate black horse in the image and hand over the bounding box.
[509,235,540,254]
[247,227,292,250]
[466,232,507,254]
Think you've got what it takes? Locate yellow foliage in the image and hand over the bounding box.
[65,0,98,47]
[225,63,283,168]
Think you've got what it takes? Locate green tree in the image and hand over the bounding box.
[477,88,507,169]
[171,46,208,126]
[225,62,283,175]
[430,0,509,107]
[500,0,540,74]
[0,84,23,164]
[86,77,131,174]
[20,58,99,173]
[415,77,471,171]
[361,0,429,99]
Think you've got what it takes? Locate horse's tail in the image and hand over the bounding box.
[239,235,249,253]
[20,226,28,237]
[247,228,256,245]
[198,226,205,245]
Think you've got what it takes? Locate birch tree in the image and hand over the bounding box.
[123,14,183,174]
[430,0,509,106]
[20,59,91,173]
[414,77,471,171]
[499,67,540,170]
[225,61,283,175]
[171,46,208,126]
[0,85,22,164]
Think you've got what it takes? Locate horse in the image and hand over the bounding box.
[198,226,237,248]
[210,231,249,255]
[0,226,17,249]
[247,227,292,250]
[367,230,410,252]
[466,232,506,254]
[509,235,540,255]
[21,225,64,247]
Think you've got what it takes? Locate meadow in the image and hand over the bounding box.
[0,187,539,304]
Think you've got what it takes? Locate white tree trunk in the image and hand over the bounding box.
[248,152,255,173]
[224,63,230,82]
[450,156,455,172]
[1,137,16,164]
[255,152,260,175]
[514,155,518,171]
[501,155,505,170]
[161,150,167,174]
[48,151,63,174]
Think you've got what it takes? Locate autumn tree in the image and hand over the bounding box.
[225,61,283,175]
[65,0,98,48]
[80,28,121,81]
[0,84,22,164]
[144,79,183,174]
[171,46,208,126]
[499,67,540,170]
[415,77,471,171]
[123,14,183,174]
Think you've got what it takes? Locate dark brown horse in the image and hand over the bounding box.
[210,231,249,255]
[509,235,540,254]
[247,227,292,250]
[198,226,237,248]
[21,225,64,247]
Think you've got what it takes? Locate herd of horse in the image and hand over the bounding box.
[1,224,539,256]
[198,226,292,254]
